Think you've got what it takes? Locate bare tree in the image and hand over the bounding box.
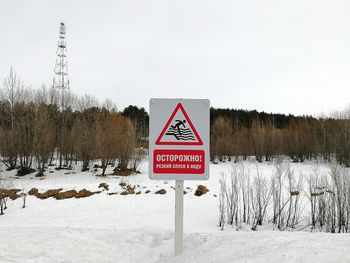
[0,177,13,215]
[0,178,6,215]
[332,108,350,167]
[306,168,320,230]
[219,173,226,230]
[271,161,286,229]
[77,94,99,111]
[130,147,145,172]
[330,162,350,233]
[14,102,36,175]
[2,67,21,124]
[33,104,56,176]
[48,86,60,106]
[251,167,272,230]
[0,122,17,170]
[102,99,118,112]
[73,109,98,171]
[239,162,251,224]
[0,68,22,169]
[115,116,136,172]
[210,117,233,162]
[223,166,241,227]
[96,112,119,175]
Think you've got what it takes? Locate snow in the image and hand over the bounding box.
[1,160,350,263]
[2,227,350,263]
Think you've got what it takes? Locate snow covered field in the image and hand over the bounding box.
[1,160,350,263]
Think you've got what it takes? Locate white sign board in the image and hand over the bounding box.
[149,98,210,180]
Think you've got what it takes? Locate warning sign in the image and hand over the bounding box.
[153,149,205,174]
[155,103,203,146]
[149,99,210,180]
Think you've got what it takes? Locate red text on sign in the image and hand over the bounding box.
[153,149,205,174]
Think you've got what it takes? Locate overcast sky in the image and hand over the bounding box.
[1,0,350,115]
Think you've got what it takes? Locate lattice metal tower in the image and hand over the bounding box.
[53,22,69,109]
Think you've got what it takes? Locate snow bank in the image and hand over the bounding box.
[0,160,349,262]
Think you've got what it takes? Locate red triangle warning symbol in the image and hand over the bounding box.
[156,103,203,145]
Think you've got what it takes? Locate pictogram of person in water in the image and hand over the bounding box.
[171,120,187,135]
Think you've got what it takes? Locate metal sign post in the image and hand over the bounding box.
[149,99,209,256]
[175,180,184,255]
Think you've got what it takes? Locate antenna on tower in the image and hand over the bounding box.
[53,22,70,110]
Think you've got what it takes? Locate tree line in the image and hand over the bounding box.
[1,68,350,177]
[0,68,139,176]
[119,102,350,166]
[210,109,350,166]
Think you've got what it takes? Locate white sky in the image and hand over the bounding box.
[1,0,350,115]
